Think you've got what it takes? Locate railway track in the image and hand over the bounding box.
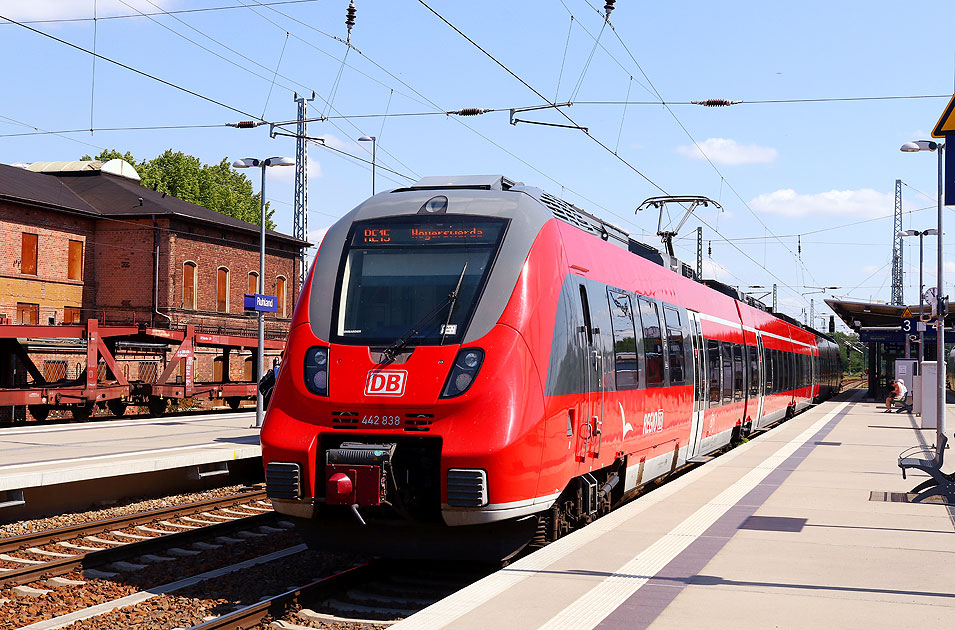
[0,489,276,588]
[189,560,493,630]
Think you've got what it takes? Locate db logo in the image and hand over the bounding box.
[364,370,407,396]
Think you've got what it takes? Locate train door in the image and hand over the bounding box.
[754,334,766,424]
[686,311,706,458]
[577,284,605,462]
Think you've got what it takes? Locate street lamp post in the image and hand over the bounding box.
[358,136,376,195]
[232,156,295,429]
[899,228,939,361]
[900,140,946,463]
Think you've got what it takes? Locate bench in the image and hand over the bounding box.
[892,391,914,413]
[898,435,954,503]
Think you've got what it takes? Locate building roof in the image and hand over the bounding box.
[0,163,100,215]
[0,162,308,248]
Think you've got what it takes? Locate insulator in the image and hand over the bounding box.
[451,108,491,116]
[345,1,356,29]
[798,235,802,255]
[692,99,742,107]
[708,241,712,257]
[604,0,615,17]
[235,121,257,129]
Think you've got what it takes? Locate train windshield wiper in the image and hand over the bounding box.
[379,263,468,364]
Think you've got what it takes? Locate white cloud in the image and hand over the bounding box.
[701,259,732,282]
[1,1,177,21]
[749,188,893,218]
[676,138,778,165]
[270,155,322,183]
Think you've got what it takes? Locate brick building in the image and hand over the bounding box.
[1,159,307,332]
[0,160,308,399]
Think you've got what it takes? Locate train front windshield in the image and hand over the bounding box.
[333,217,508,347]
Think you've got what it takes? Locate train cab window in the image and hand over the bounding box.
[721,342,734,405]
[608,290,639,390]
[663,306,686,385]
[333,217,507,346]
[733,344,744,402]
[707,340,721,408]
[748,345,759,397]
[638,297,665,386]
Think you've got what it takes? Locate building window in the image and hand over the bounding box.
[217,267,230,313]
[64,307,81,324]
[16,303,39,325]
[276,276,287,317]
[183,261,197,309]
[21,233,38,275]
[248,271,259,296]
[68,240,83,280]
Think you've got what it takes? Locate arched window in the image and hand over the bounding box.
[183,261,197,310]
[276,276,287,317]
[248,271,259,296]
[217,267,229,313]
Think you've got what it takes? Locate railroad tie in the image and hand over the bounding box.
[85,536,128,546]
[25,547,76,558]
[110,531,152,541]
[0,553,45,565]
[159,520,199,530]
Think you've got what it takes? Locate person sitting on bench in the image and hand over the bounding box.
[885,379,907,412]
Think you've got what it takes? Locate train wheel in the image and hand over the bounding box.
[28,405,50,422]
[107,399,128,417]
[72,403,94,422]
[147,397,168,417]
[226,397,242,410]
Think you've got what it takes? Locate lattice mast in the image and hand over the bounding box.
[293,92,315,287]
[891,178,904,305]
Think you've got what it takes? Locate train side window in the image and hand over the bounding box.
[707,339,721,408]
[748,345,759,397]
[721,342,734,405]
[607,289,639,390]
[732,344,744,402]
[663,306,686,384]
[771,349,779,394]
[638,297,665,386]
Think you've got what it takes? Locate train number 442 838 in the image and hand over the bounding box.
[361,415,401,426]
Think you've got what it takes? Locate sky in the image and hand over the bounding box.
[2,0,955,332]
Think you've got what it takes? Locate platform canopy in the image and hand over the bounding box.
[825,298,954,332]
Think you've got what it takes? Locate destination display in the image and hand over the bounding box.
[352,219,505,246]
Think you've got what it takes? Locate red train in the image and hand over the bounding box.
[261,175,841,559]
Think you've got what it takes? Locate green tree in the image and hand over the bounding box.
[831,331,865,374]
[81,149,273,229]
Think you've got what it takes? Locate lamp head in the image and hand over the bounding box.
[264,156,295,167]
[232,158,259,168]
[900,140,939,152]
[358,136,376,142]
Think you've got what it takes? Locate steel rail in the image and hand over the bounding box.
[185,562,379,630]
[0,489,267,554]
[0,491,277,588]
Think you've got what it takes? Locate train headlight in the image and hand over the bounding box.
[304,346,330,396]
[440,348,484,398]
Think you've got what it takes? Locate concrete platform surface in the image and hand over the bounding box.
[0,411,259,491]
[393,394,955,630]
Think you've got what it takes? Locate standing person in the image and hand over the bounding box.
[885,379,907,412]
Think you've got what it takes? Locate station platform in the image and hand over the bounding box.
[0,411,261,519]
[394,393,955,630]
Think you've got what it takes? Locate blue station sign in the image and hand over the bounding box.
[244,293,278,313]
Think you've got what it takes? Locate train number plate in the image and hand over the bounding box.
[361,415,402,427]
